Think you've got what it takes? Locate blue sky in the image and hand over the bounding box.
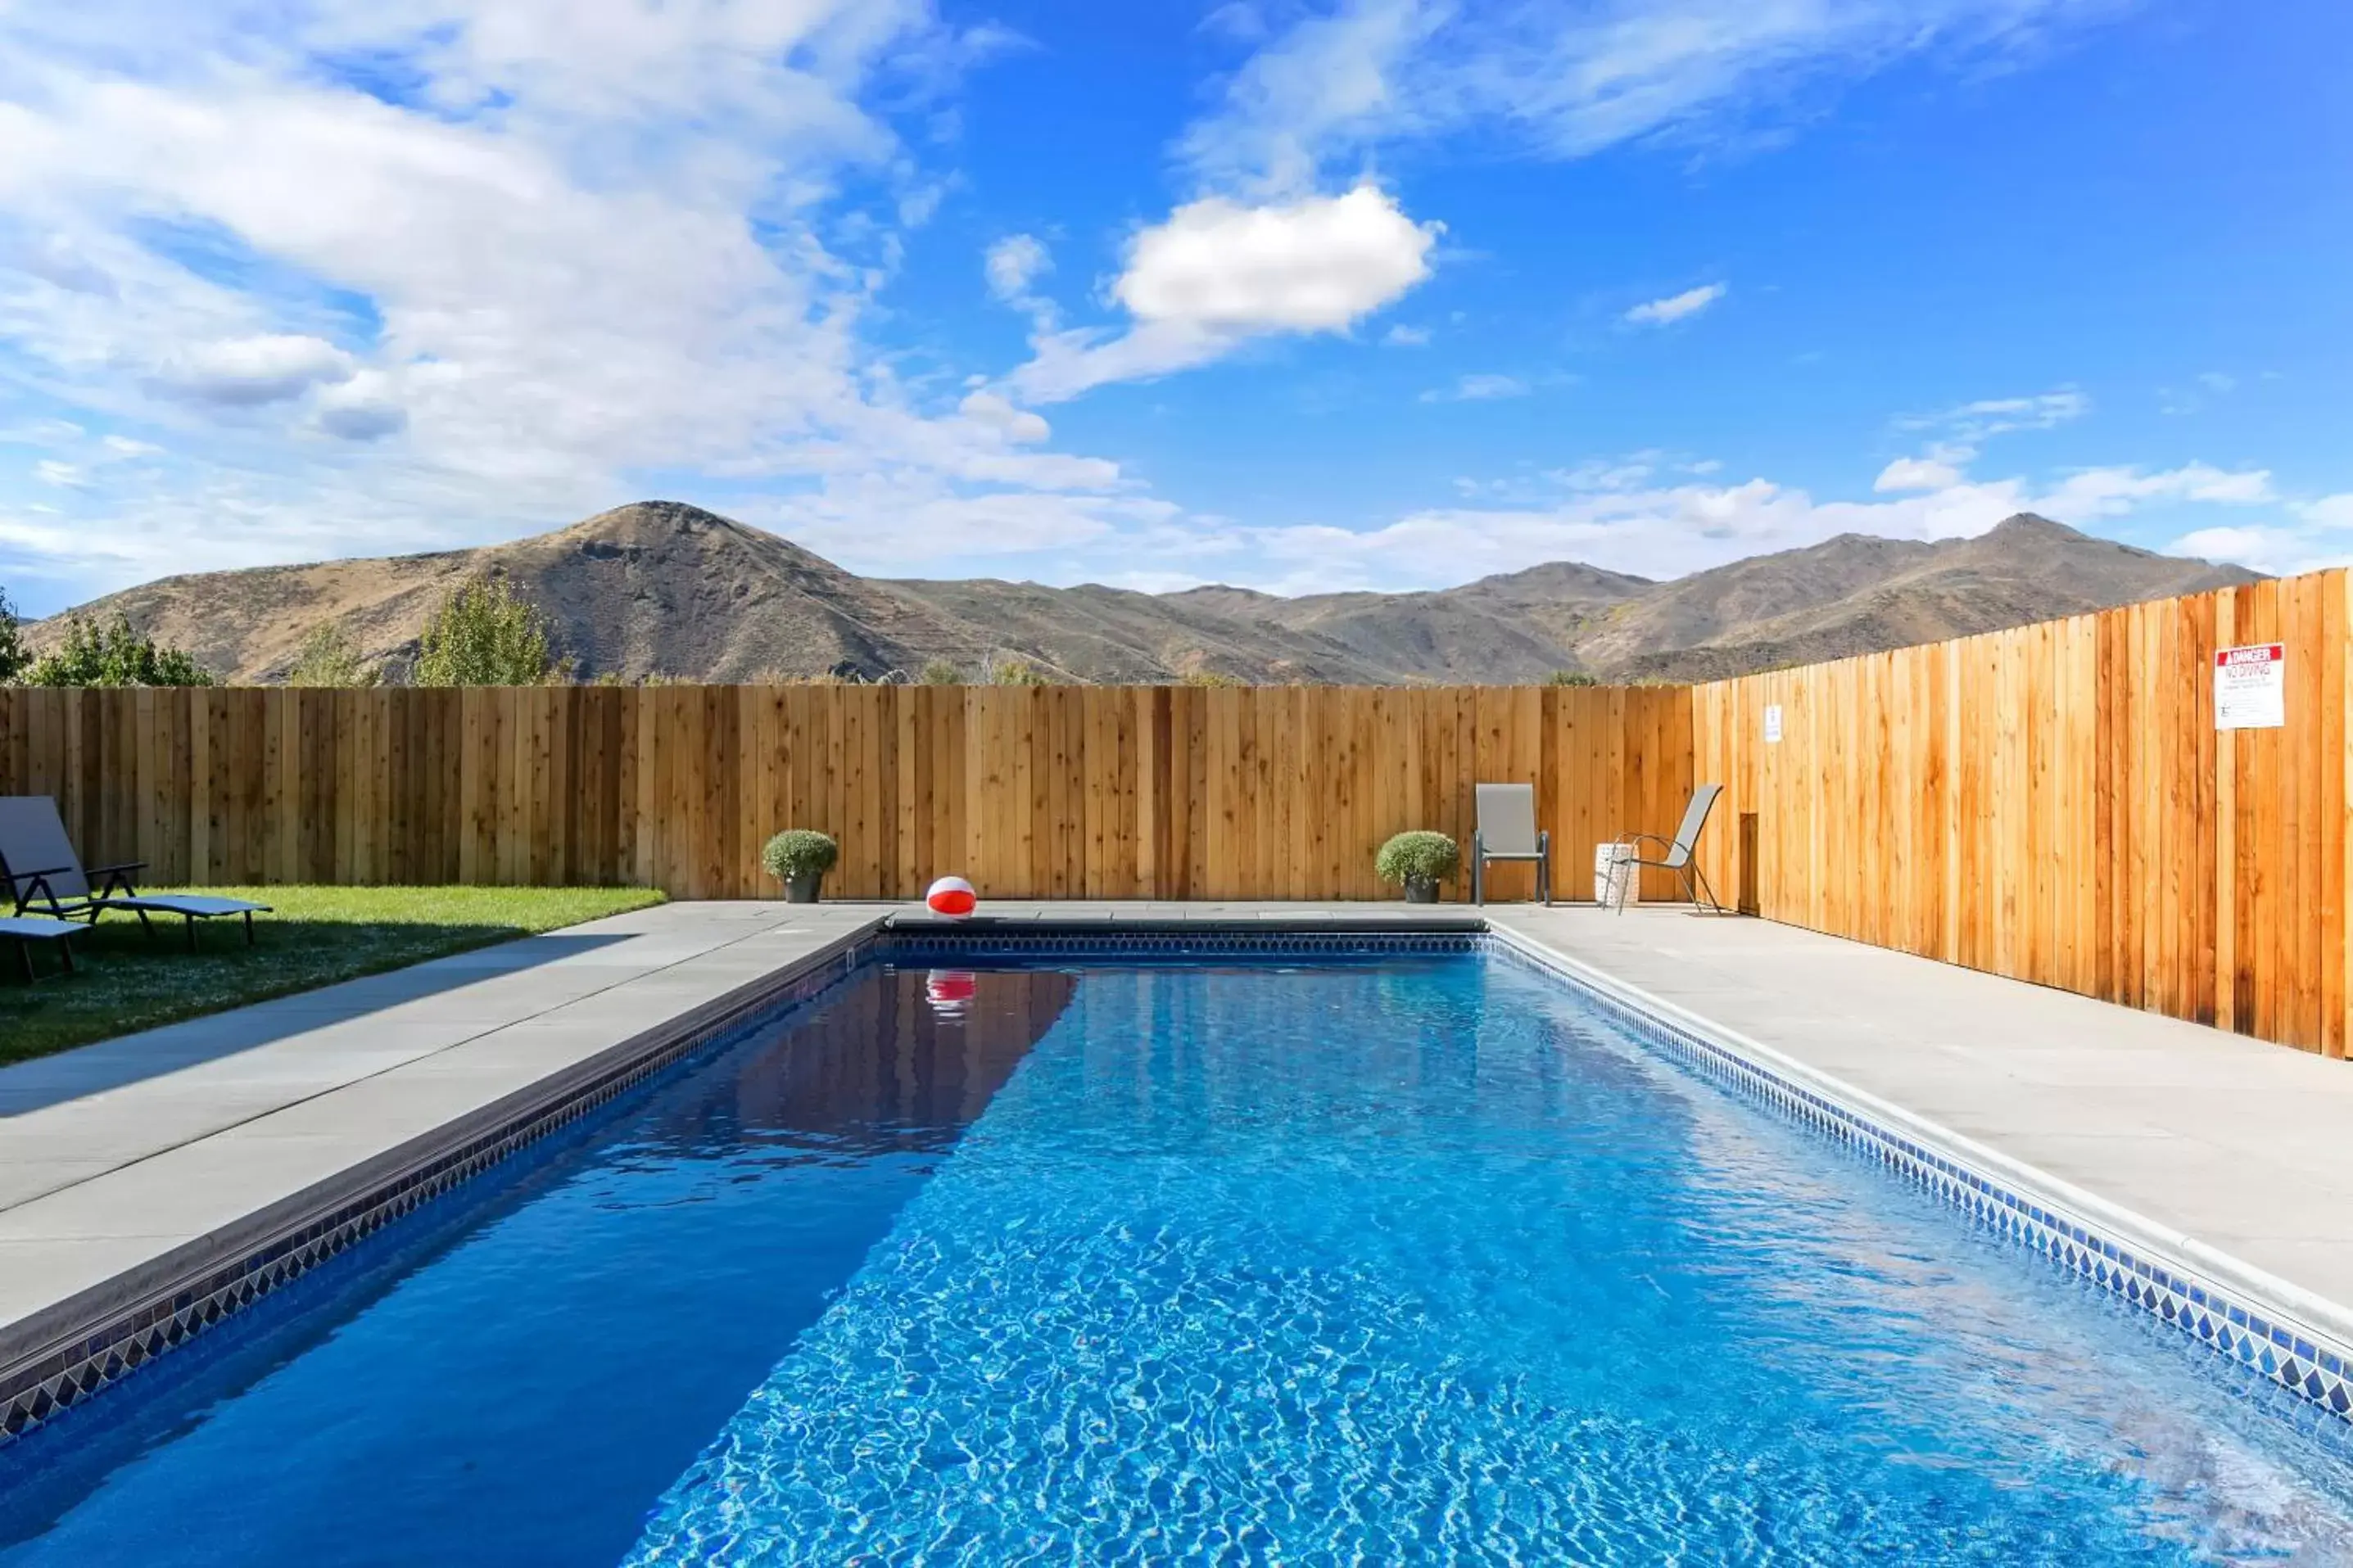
[0,0,2347,616]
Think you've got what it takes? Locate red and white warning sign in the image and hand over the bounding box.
[2215,643,2285,730]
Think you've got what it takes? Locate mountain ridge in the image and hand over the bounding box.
[26,501,2262,685]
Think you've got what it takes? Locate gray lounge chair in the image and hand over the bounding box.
[0,796,270,950]
[1610,783,1726,914]
[0,915,79,982]
[1471,783,1550,905]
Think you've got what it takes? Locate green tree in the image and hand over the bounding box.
[412,576,562,686]
[25,612,213,687]
[1544,669,1600,687]
[284,623,379,687]
[916,657,963,685]
[984,652,1050,686]
[0,585,25,684]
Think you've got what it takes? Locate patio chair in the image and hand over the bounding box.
[0,914,79,982]
[1609,783,1726,914]
[1471,783,1550,906]
[0,796,270,950]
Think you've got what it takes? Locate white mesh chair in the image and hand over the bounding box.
[1610,784,1726,914]
[1471,783,1550,906]
[0,796,270,950]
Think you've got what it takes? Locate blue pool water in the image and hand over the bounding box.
[5,952,2353,1563]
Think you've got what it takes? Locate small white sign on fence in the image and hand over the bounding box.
[2215,644,2285,730]
[1763,703,1783,744]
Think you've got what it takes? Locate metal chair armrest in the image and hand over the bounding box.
[87,861,146,899]
[11,870,69,918]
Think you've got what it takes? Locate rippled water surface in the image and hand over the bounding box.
[8,955,2353,1565]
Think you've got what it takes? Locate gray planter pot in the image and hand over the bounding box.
[783,870,825,904]
[1402,877,1440,904]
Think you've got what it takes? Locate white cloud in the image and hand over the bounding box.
[1115,185,1436,332]
[0,0,1162,603]
[157,333,355,406]
[2163,492,2353,577]
[32,459,87,487]
[1625,282,1725,327]
[984,233,1051,302]
[1421,373,1526,402]
[2043,461,2274,517]
[1008,184,1437,403]
[1875,454,1965,492]
[314,371,410,441]
[2303,494,2353,530]
[957,390,1050,444]
[1176,0,2121,193]
[1381,323,1431,346]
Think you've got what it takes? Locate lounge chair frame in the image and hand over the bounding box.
[1610,783,1728,914]
[0,797,268,951]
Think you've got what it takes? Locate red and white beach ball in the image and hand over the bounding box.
[925,874,977,918]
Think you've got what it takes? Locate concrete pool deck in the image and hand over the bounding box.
[8,897,2353,1421]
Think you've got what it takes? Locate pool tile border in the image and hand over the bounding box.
[1486,928,2353,1430]
[886,929,1481,960]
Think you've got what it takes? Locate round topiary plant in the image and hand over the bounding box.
[1376,830,1461,902]
[762,829,839,901]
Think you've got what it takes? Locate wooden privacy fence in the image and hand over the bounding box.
[8,565,2352,1060]
[1691,568,2351,1057]
[0,685,1694,904]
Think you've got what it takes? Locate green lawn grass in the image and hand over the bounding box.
[1,885,667,1066]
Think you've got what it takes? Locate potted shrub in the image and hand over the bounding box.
[762,829,839,903]
[1376,830,1461,904]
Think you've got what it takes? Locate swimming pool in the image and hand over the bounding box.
[5,943,2353,1562]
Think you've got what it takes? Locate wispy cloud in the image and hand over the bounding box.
[1625,282,1726,327]
[1913,389,2093,439]
[1176,0,2128,195]
[1420,373,1526,402]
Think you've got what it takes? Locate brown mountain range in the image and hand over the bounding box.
[27,500,2259,685]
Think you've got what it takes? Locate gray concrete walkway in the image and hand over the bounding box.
[0,901,887,1363]
[1489,905,2353,1322]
